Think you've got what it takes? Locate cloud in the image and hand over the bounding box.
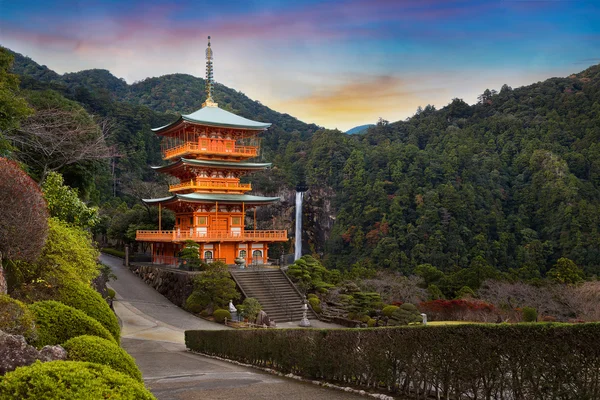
[273,74,444,129]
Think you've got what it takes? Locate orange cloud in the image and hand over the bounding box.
[273,75,445,130]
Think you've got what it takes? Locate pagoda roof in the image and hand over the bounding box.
[151,158,271,173]
[152,106,271,134]
[143,193,280,206]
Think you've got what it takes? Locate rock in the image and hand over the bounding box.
[255,310,270,326]
[0,330,66,375]
[39,345,67,361]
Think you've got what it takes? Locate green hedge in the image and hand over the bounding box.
[63,335,142,382]
[186,324,600,399]
[55,281,120,342]
[28,301,116,347]
[101,248,125,258]
[0,295,37,341]
[0,360,155,399]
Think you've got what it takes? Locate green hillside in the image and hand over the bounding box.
[7,47,600,278]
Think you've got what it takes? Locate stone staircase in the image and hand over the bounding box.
[230,269,313,323]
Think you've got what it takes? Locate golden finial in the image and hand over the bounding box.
[202,35,218,108]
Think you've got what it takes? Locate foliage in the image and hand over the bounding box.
[189,263,240,311]
[455,286,476,299]
[0,294,37,341]
[382,305,399,317]
[427,284,445,300]
[418,299,497,322]
[0,360,155,399]
[179,240,201,270]
[63,335,141,381]
[213,309,231,323]
[0,157,48,263]
[547,257,584,284]
[42,171,99,228]
[184,291,205,314]
[0,47,32,153]
[286,255,339,293]
[388,303,422,326]
[308,297,322,314]
[33,217,100,284]
[107,288,116,299]
[522,307,538,322]
[187,324,600,399]
[240,297,262,321]
[54,281,119,342]
[101,248,125,258]
[28,300,115,347]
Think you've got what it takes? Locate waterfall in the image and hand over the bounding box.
[294,191,303,260]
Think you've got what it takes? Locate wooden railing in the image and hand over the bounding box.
[169,179,252,193]
[163,142,258,160]
[136,229,288,242]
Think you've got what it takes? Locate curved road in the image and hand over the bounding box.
[101,255,365,400]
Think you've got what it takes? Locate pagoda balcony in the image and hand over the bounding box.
[163,142,258,160]
[169,178,252,193]
[136,229,288,243]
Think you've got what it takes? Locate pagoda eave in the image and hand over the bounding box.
[143,193,280,207]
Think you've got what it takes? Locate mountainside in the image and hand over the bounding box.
[346,124,374,135]
[8,47,600,278]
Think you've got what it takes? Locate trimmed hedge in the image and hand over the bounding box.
[63,335,142,382]
[213,309,231,323]
[101,248,125,258]
[0,295,37,341]
[55,281,120,342]
[0,360,155,399]
[186,324,600,399]
[28,301,116,347]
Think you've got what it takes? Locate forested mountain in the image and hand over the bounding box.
[8,48,600,279]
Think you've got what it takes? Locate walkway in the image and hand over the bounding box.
[100,254,364,400]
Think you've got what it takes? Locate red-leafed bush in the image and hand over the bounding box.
[0,158,48,263]
[418,299,497,322]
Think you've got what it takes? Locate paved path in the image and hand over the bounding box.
[100,255,365,400]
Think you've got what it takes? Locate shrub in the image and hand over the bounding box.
[388,303,422,326]
[0,295,37,341]
[213,309,231,323]
[185,292,205,313]
[367,318,376,327]
[186,324,600,400]
[190,263,240,310]
[382,305,399,318]
[101,248,125,258]
[107,288,116,299]
[12,281,119,342]
[307,293,318,300]
[28,300,115,347]
[240,298,262,321]
[522,307,538,322]
[0,361,155,399]
[63,335,142,381]
[308,297,321,314]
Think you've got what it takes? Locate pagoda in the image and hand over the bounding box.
[136,37,287,265]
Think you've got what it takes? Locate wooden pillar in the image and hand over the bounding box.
[158,203,162,232]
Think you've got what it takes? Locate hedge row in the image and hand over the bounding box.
[185,324,600,399]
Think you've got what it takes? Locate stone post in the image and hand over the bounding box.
[421,313,427,326]
[124,245,129,267]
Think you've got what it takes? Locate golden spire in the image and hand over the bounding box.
[202,36,218,108]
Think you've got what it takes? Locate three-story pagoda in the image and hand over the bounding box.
[136,37,287,265]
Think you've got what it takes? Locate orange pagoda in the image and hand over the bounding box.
[136,37,287,265]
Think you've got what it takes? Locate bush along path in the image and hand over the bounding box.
[186,323,600,400]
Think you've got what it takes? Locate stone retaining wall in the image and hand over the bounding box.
[128,264,197,307]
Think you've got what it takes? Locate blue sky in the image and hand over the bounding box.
[1,0,599,130]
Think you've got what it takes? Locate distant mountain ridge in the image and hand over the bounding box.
[345,124,374,135]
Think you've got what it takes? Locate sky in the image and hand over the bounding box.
[1,0,600,131]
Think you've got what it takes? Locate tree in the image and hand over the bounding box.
[0,47,33,154]
[388,303,422,325]
[42,171,99,228]
[0,158,49,293]
[6,90,114,181]
[189,262,240,311]
[547,257,584,284]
